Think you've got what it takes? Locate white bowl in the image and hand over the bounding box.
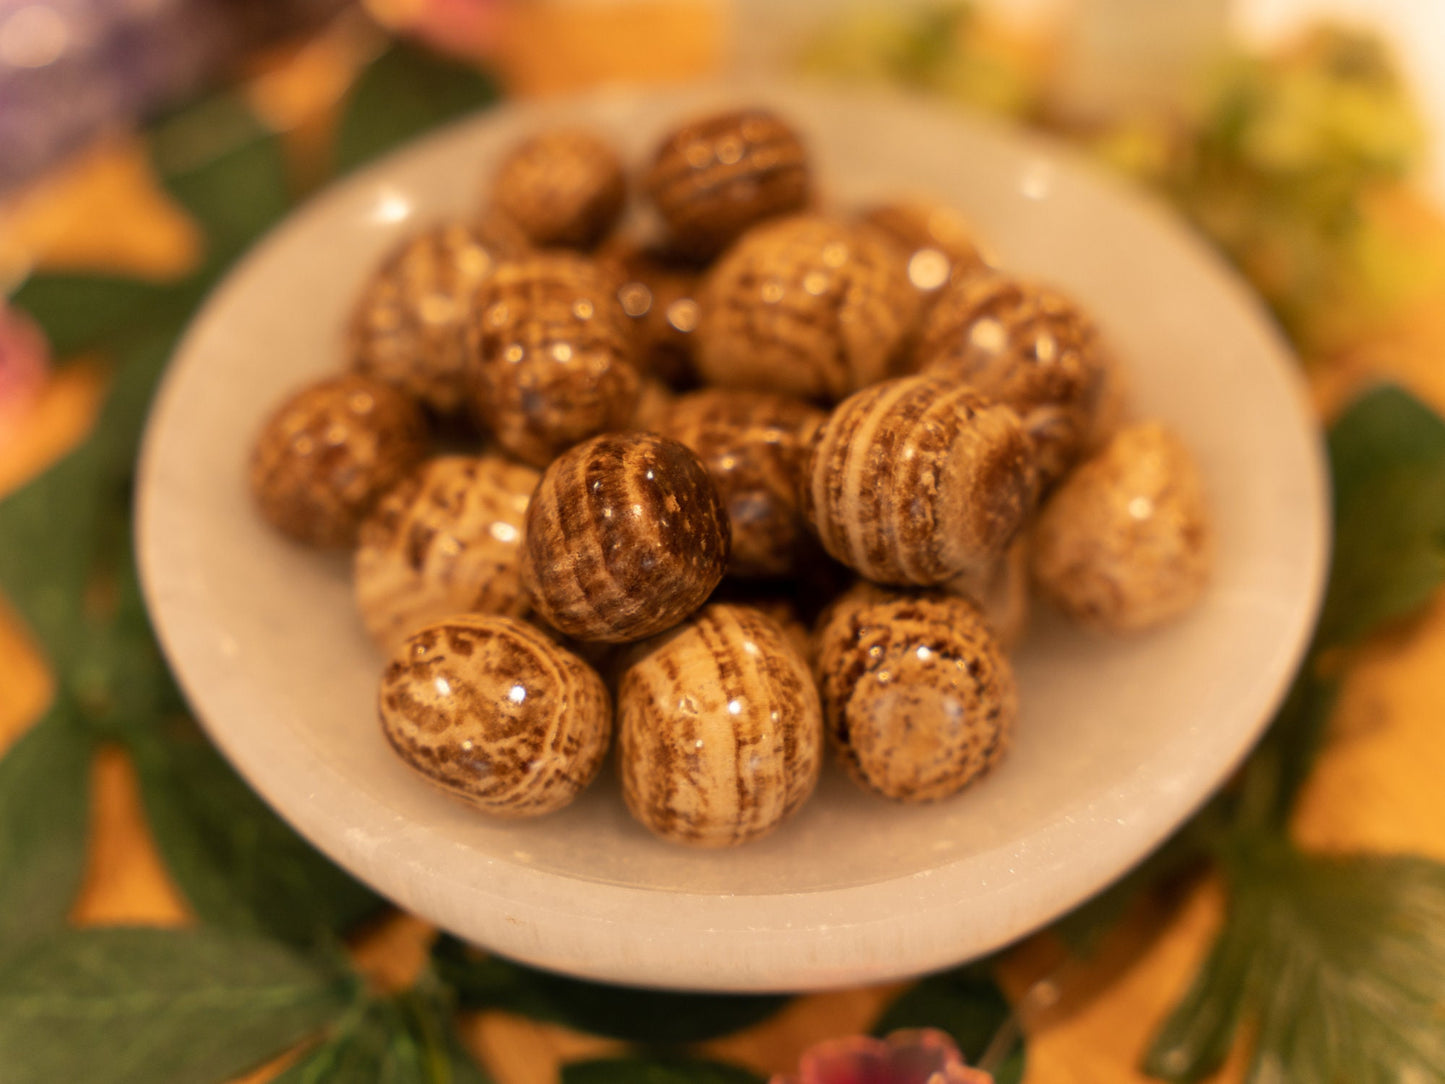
[137,82,1327,992]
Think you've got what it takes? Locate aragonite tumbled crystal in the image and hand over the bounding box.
[487,128,626,250]
[249,373,427,549]
[354,454,540,651]
[349,217,527,414]
[654,388,825,578]
[379,615,611,817]
[799,374,1038,584]
[466,252,640,467]
[521,432,730,642]
[813,587,1016,803]
[644,108,812,259]
[618,603,822,845]
[912,273,1109,483]
[695,215,919,401]
[1032,422,1211,633]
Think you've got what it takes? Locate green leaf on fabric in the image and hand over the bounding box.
[70,552,188,741]
[72,325,193,720]
[1142,893,1257,1082]
[279,1004,432,1084]
[334,43,499,175]
[433,936,790,1043]
[871,966,1024,1084]
[132,721,384,948]
[273,1003,399,1084]
[439,1028,496,1084]
[0,926,355,1084]
[277,988,495,1084]
[0,306,191,671]
[0,706,92,951]
[149,93,292,264]
[87,304,196,467]
[0,439,108,665]
[1318,382,1445,649]
[561,1057,765,1084]
[394,983,497,1084]
[1231,668,1341,832]
[9,274,180,358]
[1144,841,1445,1083]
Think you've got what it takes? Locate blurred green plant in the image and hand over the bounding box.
[806,11,1439,354]
[1155,25,1430,349]
[0,41,507,1084]
[1148,385,1445,1084]
[800,2,1040,120]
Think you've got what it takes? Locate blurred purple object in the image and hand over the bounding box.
[0,0,346,194]
[0,303,49,442]
[771,1028,995,1084]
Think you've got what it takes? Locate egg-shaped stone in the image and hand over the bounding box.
[600,237,704,388]
[521,432,730,642]
[618,603,822,846]
[814,588,1016,803]
[349,218,527,414]
[654,388,825,578]
[857,199,991,299]
[1031,422,1211,633]
[466,252,640,467]
[912,273,1110,483]
[355,454,541,651]
[799,374,1039,584]
[487,128,626,250]
[696,215,919,401]
[249,373,427,548]
[644,108,812,259]
[379,615,611,816]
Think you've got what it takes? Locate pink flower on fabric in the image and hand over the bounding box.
[0,304,48,442]
[771,1028,994,1084]
[365,0,509,58]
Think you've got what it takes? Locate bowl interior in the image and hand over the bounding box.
[137,82,1327,990]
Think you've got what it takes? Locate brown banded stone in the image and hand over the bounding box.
[598,236,704,388]
[912,273,1109,483]
[349,218,528,414]
[798,374,1039,585]
[521,432,730,642]
[813,587,1016,803]
[1031,422,1211,634]
[696,215,920,402]
[354,454,541,651]
[487,128,625,250]
[644,108,811,259]
[466,253,640,467]
[618,603,822,846]
[857,199,991,298]
[249,373,427,549]
[379,615,611,817]
[654,388,825,578]
[709,590,813,662]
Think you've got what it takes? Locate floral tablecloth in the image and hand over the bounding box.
[3,7,1445,1084]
